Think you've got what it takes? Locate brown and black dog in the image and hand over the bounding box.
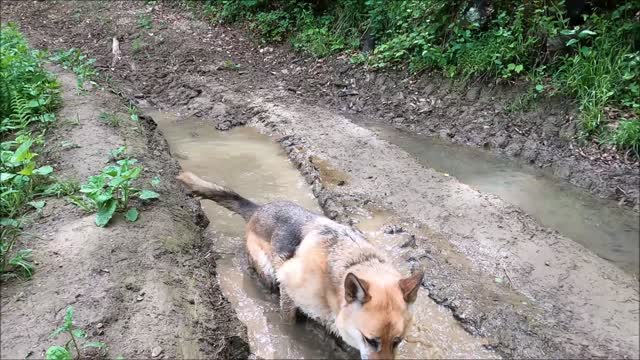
[177,171,423,359]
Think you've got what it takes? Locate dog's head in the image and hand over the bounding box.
[336,271,424,359]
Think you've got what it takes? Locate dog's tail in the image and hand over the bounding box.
[176,171,258,221]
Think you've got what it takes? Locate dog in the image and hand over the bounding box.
[177,171,424,360]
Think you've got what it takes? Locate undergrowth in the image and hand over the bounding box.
[69,146,160,227]
[46,306,107,360]
[0,23,69,280]
[49,48,98,92]
[187,0,640,157]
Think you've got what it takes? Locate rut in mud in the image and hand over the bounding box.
[2,1,639,360]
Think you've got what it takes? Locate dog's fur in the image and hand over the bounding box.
[177,171,423,359]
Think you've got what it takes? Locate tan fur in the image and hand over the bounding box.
[177,171,422,359]
[245,229,275,287]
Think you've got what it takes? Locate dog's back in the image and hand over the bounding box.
[177,171,423,359]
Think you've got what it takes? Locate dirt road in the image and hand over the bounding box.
[2,1,638,359]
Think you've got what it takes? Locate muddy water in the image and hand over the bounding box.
[352,211,496,359]
[151,111,496,359]
[364,122,640,274]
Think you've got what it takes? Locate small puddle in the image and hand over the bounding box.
[362,122,640,275]
[150,111,496,359]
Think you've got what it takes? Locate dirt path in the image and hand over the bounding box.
[2,1,639,359]
[0,65,249,359]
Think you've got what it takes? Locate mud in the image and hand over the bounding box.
[150,110,497,359]
[0,66,249,359]
[2,1,638,359]
[362,121,640,274]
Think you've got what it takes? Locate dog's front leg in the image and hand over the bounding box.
[279,286,297,324]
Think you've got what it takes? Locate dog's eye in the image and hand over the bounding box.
[363,335,379,349]
[392,337,403,348]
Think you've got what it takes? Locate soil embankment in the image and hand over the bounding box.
[0,65,250,358]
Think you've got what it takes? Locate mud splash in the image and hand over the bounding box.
[363,122,640,275]
[150,111,496,359]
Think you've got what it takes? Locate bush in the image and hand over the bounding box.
[1,23,62,279]
[188,0,640,156]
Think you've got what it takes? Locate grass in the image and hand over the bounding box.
[49,48,98,92]
[137,13,153,29]
[98,111,121,127]
[131,38,147,54]
[0,23,67,279]
[187,0,640,157]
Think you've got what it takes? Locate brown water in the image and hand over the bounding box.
[362,122,640,275]
[151,111,497,359]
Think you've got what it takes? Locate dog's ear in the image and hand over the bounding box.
[345,273,371,304]
[398,271,423,304]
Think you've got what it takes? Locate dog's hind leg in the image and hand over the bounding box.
[246,230,277,290]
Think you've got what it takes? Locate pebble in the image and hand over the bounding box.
[151,346,163,358]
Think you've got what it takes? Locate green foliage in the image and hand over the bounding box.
[251,10,291,43]
[1,24,65,280]
[291,13,351,57]
[137,13,153,29]
[72,150,160,227]
[131,38,148,54]
[609,120,640,157]
[98,111,121,127]
[127,104,140,122]
[189,0,640,156]
[49,48,97,91]
[47,307,106,360]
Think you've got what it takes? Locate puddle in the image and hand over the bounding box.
[362,122,640,275]
[352,210,497,359]
[151,110,496,359]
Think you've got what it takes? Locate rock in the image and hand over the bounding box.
[400,235,417,248]
[465,86,481,102]
[96,323,104,329]
[559,121,577,141]
[151,346,163,358]
[505,142,523,157]
[492,132,510,149]
[339,89,359,97]
[438,129,451,139]
[383,224,404,234]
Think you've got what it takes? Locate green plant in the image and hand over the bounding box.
[46,307,106,360]
[49,48,98,91]
[609,120,640,157]
[0,24,68,280]
[127,104,140,122]
[137,13,153,29]
[98,111,121,127]
[251,11,291,43]
[72,151,160,227]
[131,38,147,54]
